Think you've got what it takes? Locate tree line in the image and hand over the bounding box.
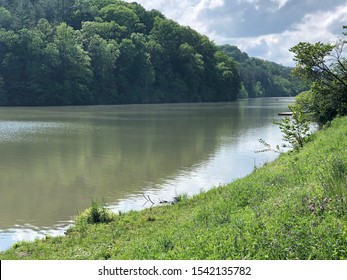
[219,45,308,98]
[0,0,303,106]
[0,0,241,106]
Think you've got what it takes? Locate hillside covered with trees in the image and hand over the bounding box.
[219,45,308,98]
[0,0,303,106]
[0,0,242,105]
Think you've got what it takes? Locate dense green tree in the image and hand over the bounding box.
[177,43,204,100]
[253,81,265,97]
[150,17,181,58]
[128,33,154,100]
[0,7,11,28]
[148,17,195,101]
[115,33,155,103]
[99,3,145,36]
[220,44,307,98]
[0,0,244,106]
[82,34,119,103]
[0,27,47,104]
[52,22,93,104]
[81,20,126,41]
[0,19,93,105]
[290,29,347,124]
[214,50,240,101]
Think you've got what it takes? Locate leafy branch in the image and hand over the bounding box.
[274,115,311,151]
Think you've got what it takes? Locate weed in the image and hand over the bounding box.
[316,156,347,216]
[147,216,156,222]
[256,138,282,154]
[175,193,188,203]
[77,201,115,225]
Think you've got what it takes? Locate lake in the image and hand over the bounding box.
[0,97,293,251]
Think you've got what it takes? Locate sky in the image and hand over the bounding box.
[124,0,347,66]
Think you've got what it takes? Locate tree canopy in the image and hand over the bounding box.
[219,45,308,98]
[0,0,305,106]
[0,0,242,106]
[290,27,347,124]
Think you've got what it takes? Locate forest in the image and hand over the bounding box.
[0,0,303,106]
[219,45,307,98]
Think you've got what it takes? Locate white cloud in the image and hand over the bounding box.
[271,0,290,10]
[224,4,347,65]
[125,0,347,65]
[207,0,224,9]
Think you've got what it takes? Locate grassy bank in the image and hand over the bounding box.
[1,117,347,260]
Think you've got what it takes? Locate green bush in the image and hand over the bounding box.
[77,201,115,225]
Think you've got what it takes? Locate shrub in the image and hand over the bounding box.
[77,201,115,225]
[274,116,311,151]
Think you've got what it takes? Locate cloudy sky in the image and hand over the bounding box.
[124,0,347,66]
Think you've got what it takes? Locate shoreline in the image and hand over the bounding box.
[1,116,346,259]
